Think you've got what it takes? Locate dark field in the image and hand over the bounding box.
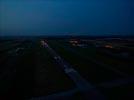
[0,37,133,100]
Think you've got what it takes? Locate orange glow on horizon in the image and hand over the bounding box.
[105,45,113,48]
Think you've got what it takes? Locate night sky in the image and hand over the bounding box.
[0,0,134,36]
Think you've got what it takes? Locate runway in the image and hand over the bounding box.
[41,40,106,100]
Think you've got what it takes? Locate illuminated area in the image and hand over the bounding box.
[105,45,113,48]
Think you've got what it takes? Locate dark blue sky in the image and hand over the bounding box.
[0,0,134,36]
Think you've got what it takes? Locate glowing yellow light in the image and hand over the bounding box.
[105,45,113,48]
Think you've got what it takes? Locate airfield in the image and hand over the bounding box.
[0,36,133,100]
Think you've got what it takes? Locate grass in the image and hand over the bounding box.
[32,42,75,97]
[0,41,75,100]
[56,40,133,76]
[48,40,122,84]
[47,39,133,100]
[98,83,133,100]
[0,42,34,100]
[0,39,132,100]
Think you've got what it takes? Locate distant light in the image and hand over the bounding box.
[72,43,76,46]
[105,45,113,48]
[40,40,47,46]
[69,40,78,44]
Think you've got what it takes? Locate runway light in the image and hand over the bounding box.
[72,43,76,46]
[69,40,78,44]
[40,40,47,46]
